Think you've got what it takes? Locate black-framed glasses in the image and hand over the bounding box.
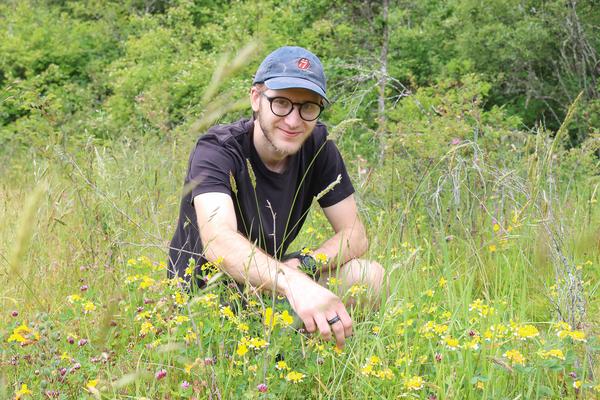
[261,93,324,121]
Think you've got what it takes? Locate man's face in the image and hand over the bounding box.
[251,86,322,159]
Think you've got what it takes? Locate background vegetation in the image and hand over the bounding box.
[1,0,598,398]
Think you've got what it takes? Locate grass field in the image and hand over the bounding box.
[1,130,598,399]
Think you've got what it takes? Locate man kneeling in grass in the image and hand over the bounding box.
[168,46,385,349]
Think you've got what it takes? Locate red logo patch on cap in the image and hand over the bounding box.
[297,58,311,70]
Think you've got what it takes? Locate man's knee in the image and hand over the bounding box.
[326,259,387,308]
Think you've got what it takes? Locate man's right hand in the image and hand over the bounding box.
[282,269,352,349]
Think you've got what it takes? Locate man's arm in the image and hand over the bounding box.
[313,194,368,271]
[194,192,353,348]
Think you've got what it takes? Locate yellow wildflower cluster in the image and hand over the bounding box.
[285,370,305,383]
[7,324,40,345]
[469,299,495,317]
[395,319,414,335]
[419,320,448,339]
[537,348,565,360]
[514,324,540,340]
[403,375,425,391]
[14,383,32,400]
[360,356,394,380]
[127,256,165,271]
[347,284,367,297]
[504,349,526,366]
[442,336,460,350]
[483,323,510,341]
[263,307,294,329]
[198,293,219,308]
[553,322,587,342]
[199,257,223,279]
[236,336,269,357]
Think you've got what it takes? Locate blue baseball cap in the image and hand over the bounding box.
[253,46,328,103]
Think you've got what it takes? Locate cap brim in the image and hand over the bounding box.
[265,77,329,103]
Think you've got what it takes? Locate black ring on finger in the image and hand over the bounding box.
[327,315,341,325]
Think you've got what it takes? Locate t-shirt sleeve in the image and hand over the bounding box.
[187,139,237,204]
[313,139,355,208]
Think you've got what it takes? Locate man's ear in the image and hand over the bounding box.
[250,86,261,113]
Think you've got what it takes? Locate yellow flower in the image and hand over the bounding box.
[568,330,586,342]
[515,324,539,340]
[67,294,82,303]
[488,244,497,253]
[368,355,380,365]
[372,326,381,335]
[60,352,71,361]
[175,315,189,325]
[7,333,27,343]
[285,371,305,383]
[86,379,98,388]
[264,307,276,328]
[174,291,188,306]
[314,252,328,265]
[327,277,339,287]
[220,306,236,320]
[236,343,248,357]
[403,375,424,391]
[493,223,500,232]
[139,276,155,289]
[573,380,582,389]
[237,322,249,332]
[475,381,484,390]
[360,363,373,376]
[83,301,96,313]
[433,323,448,336]
[15,383,32,399]
[248,337,268,349]
[465,337,480,351]
[198,293,218,307]
[443,336,460,350]
[438,277,447,287]
[374,368,394,380]
[139,321,155,336]
[278,310,294,327]
[423,289,435,297]
[504,349,526,365]
[275,361,289,370]
[538,348,565,360]
[7,324,38,344]
[347,284,367,297]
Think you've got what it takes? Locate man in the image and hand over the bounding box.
[168,46,385,349]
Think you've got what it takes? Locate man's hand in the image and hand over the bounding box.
[283,269,352,349]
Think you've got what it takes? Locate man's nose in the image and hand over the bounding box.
[284,105,303,127]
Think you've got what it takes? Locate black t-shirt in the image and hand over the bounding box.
[168,118,354,288]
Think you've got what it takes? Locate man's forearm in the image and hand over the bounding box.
[201,229,297,296]
[314,224,368,271]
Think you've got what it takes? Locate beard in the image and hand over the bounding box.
[256,109,300,157]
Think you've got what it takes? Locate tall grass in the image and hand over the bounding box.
[1,118,598,398]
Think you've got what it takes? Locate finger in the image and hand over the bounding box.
[328,315,346,349]
[336,305,353,338]
[314,314,332,342]
[301,313,317,334]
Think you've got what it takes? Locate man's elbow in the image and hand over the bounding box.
[354,227,369,257]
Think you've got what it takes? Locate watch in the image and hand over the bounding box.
[297,253,318,276]
[286,251,319,276]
